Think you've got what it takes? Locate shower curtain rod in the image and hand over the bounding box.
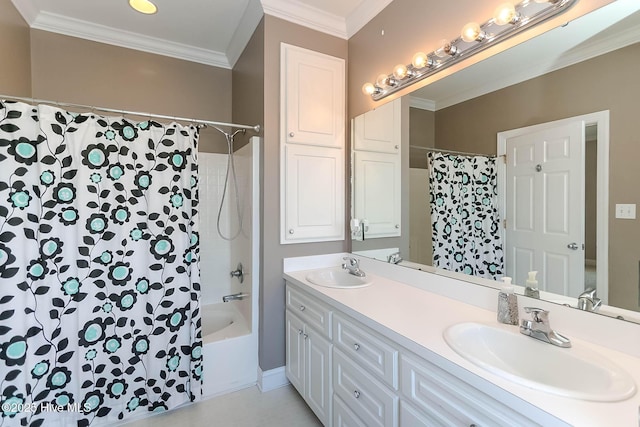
[410,145,496,158]
[0,94,261,133]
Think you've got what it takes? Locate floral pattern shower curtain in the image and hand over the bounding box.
[428,152,504,280]
[0,101,202,426]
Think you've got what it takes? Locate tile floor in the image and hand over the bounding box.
[122,385,323,427]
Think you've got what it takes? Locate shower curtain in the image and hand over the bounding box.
[428,152,504,280]
[0,101,202,426]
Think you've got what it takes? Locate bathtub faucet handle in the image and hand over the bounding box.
[230,262,244,284]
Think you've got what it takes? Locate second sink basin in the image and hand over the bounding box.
[305,268,372,288]
[443,322,636,402]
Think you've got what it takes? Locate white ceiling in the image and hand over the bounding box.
[11,0,392,69]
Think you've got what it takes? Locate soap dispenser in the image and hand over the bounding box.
[497,277,519,325]
[524,270,540,299]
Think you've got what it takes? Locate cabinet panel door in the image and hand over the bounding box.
[306,330,332,425]
[282,43,345,148]
[353,98,401,153]
[285,311,305,395]
[353,150,401,238]
[282,144,345,243]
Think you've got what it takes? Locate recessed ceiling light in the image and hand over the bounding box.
[129,0,157,15]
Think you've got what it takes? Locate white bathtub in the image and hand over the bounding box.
[201,301,257,397]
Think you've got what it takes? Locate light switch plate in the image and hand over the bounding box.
[615,204,636,219]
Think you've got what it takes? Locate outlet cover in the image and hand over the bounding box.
[615,204,636,219]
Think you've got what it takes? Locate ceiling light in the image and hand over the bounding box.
[129,0,158,15]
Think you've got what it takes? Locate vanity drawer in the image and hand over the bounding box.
[333,348,398,427]
[400,353,541,427]
[286,284,332,338]
[333,313,398,389]
[333,395,368,427]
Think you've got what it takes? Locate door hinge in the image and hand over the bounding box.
[503,219,507,228]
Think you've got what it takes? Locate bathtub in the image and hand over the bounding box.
[201,301,257,397]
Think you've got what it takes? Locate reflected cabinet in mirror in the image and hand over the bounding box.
[351,2,640,323]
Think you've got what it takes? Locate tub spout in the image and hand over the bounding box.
[222,292,248,302]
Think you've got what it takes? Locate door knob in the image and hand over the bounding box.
[567,242,579,250]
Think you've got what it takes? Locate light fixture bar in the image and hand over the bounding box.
[367,0,579,101]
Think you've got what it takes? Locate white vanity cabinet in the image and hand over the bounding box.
[285,286,333,425]
[285,280,560,427]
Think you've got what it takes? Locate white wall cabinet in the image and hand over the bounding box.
[285,281,551,427]
[283,144,344,242]
[352,98,402,239]
[280,43,345,244]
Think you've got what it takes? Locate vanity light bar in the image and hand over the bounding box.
[363,0,579,101]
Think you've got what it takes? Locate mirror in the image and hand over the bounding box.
[351,1,640,323]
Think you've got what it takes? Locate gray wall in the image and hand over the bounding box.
[0,1,30,96]
[260,15,348,371]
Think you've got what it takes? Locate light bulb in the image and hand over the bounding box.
[412,52,428,68]
[493,3,518,25]
[361,82,376,96]
[461,22,485,42]
[376,74,390,87]
[129,0,157,14]
[435,40,458,58]
[393,64,408,79]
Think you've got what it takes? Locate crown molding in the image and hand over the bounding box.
[409,96,436,111]
[345,0,393,38]
[227,0,264,68]
[11,0,38,25]
[261,0,347,39]
[15,6,231,68]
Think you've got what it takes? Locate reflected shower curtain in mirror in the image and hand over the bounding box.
[0,101,202,426]
[428,152,504,280]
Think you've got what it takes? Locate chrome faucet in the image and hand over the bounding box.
[519,307,571,348]
[222,292,248,302]
[342,256,366,277]
[387,251,403,264]
[577,287,602,312]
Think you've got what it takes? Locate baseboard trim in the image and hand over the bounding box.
[257,366,289,392]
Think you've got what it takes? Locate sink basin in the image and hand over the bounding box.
[443,322,636,402]
[305,268,372,288]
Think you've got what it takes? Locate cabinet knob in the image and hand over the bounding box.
[395,145,399,149]
[299,305,305,311]
[395,224,400,229]
[289,132,295,137]
[289,229,295,234]
[298,329,303,335]
[353,390,360,399]
[354,343,360,351]
[303,333,308,339]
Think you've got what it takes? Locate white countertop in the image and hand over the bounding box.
[283,254,640,427]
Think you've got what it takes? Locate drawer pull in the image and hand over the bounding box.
[354,343,360,351]
[299,305,305,311]
[353,390,361,399]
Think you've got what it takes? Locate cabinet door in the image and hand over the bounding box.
[282,144,345,243]
[305,330,332,425]
[281,43,345,148]
[353,150,401,238]
[285,311,305,395]
[353,98,401,153]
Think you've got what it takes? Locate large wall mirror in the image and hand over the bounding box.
[351,1,640,323]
